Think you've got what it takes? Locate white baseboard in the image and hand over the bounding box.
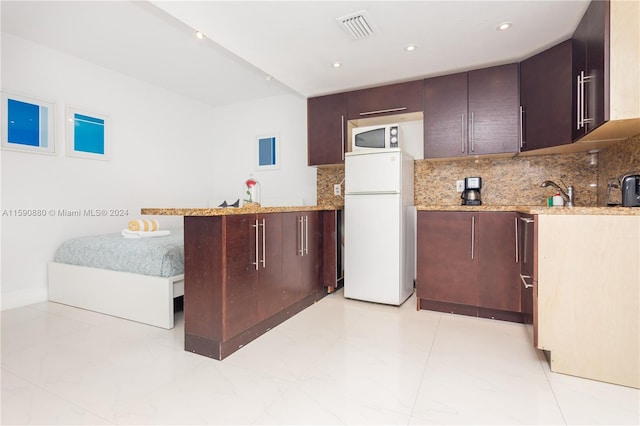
[1,287,48,311]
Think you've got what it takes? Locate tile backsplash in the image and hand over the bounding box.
[413,152,598,206]
[597,135,640,205]
[317,136,639,208]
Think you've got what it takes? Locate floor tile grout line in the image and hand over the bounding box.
[1,366,115,425]
[538,351,569,425]
[406,310,443,424]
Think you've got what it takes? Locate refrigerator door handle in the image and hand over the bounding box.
[345,191,400,196]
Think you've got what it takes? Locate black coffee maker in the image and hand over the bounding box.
[461,177,482,206]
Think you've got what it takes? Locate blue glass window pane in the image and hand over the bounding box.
[74,113,104,154]
[7,99,40,147]
[258,137,276,166]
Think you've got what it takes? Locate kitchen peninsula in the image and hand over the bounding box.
[142,206,340,360]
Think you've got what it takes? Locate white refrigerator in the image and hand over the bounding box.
[344,148,415,305]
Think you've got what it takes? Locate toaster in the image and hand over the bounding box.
[621,173,640,207]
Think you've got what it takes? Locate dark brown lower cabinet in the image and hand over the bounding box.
[184,211,326,360]
[417,211,521,322]
[518,213,538,346]
[281,211,322,309]
[477,212,520,313]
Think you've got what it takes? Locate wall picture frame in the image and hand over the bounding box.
[256,133,279,170]
[66,106,110,160]
[1,91,55,155]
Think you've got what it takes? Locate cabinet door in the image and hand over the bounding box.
[347,80,423,120]
[282,212,322,308]
[520,40,573,151]
[281,212,304,306]
[477,212,520,312]
[572,0,608,140]
[256,213,283,320]
[417,211,478,306]
[518,214,537,345]
[307,93,347,166]
[224,215,259,339]
[423,72,468,159]
[585,0,608,133]
[301,211,322,297]
[468,63,520,155]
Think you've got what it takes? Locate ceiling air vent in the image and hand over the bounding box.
[337,11,376,40]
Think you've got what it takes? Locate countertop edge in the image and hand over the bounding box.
[141,206,341,216]
[415,205,640,216]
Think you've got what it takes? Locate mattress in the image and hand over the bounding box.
[54,228,184,277]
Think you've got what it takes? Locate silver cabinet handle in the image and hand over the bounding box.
[577,71,594,130]
[298,216,304,256]
[470,112,475,153]
[578,71,584,129]
[359,107,407,116]
[252,220,259,270]
[520,274,534,289]
[514,217,519,263]
[519,216,534,264]
[304,215,309,255]
[576,74,581,130]
[471,216,475,260]
[341,115,345,160]
[460,114,465,153]
[261,218,266,268]
[519,106,525,148]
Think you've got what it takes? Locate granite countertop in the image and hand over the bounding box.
[141,205,340,216]
[415,205,640,216]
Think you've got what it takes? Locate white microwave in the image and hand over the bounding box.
[352,123,400,151]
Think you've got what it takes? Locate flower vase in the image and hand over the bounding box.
[243,175,261,208]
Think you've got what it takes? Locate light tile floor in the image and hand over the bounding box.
[2,289,638,425]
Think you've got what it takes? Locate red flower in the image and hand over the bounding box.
[246,178,256,188]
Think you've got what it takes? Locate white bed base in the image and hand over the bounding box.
[47,262,184,329]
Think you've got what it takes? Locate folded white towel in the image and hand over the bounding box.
[128,219,159,232]
[121,229,171,239]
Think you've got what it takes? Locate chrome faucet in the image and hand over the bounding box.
[541,180,574,207]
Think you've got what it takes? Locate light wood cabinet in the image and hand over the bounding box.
[536,214,639,388]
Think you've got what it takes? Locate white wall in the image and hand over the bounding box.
[1,34,317,310]
[206,94,316,207]
[0,34,217,309]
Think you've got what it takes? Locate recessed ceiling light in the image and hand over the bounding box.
[405,45,417,52]
[497,22,512,31]
[332,62,342,68]
[195,30,205,39]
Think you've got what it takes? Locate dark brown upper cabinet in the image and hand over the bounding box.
[572,0,608,141]
[307,93,347,166]
[346,80,423,120]
[520,40,573,151]
[423,63,520,159]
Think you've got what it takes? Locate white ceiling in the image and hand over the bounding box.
[1,1,590,108]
